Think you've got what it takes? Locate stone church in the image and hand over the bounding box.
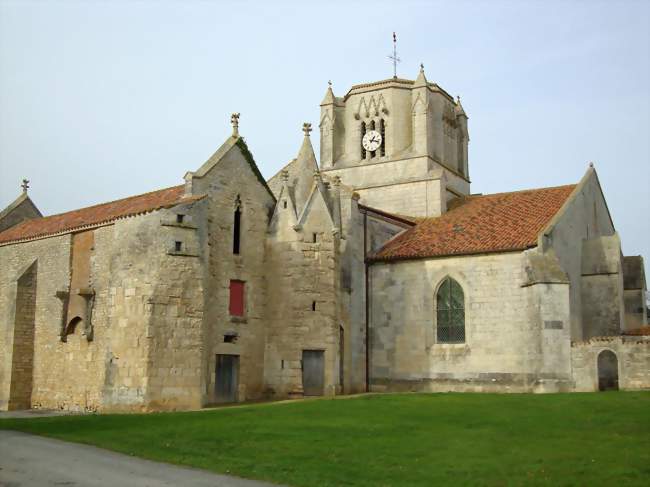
[1,68,648,412]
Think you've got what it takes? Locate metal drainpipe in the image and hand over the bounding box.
[363,210,370,392]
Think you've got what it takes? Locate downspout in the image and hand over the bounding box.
[363,210,370,392]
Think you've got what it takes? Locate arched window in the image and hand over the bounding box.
[379,119,386,157]
[65,316,83,337]
[360,122,367,159]
[436,277,465,343]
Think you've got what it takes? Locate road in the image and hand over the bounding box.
[0,430,279,487]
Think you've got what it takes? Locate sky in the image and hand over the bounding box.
[0,0,648,259]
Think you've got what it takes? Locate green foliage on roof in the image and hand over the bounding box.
[235,137,276,202]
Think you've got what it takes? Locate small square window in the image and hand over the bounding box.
[176,214,184,224]
[224,334,237,343]
[174,241,182,252]
[311,301,316,311]
[313,233,318,243]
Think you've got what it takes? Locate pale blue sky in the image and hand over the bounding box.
[1,0,648,259]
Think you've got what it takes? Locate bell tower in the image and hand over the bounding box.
[319,66,470,218]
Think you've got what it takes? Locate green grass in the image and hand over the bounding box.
[1,393,649,486]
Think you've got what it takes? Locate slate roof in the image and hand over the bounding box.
[0,185,204,245]
[371,184,577,262]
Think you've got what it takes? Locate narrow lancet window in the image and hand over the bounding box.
[233,196,242,255]
[360,122,367,159]
[379,119,386,157]
[370,120,376,158]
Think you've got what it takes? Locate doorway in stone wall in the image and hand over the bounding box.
[597,350,619,391]
[215,354,239,403]
[302,350,324,396]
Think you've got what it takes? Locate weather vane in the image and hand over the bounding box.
[388,32,401,79]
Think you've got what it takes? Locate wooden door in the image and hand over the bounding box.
[302,350,324,396]
[215,354,239,403]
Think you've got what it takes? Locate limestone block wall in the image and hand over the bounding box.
[369,251,573,392]
[140,206,205,410]
[624,289,648,330]
[0,235,78,411]
[0,204,208,413]
[189,140,275,404]
[542,169,616,341]
[580,235,625,339]
[6,262,37,410]
[338,196,367,393]
[572,337,650,391]
[265,186,340,398]
[322,157,469,218]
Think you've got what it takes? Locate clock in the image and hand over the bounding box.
[362,130,382,152]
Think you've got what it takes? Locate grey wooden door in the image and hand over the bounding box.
[597,350,618,391]
[302,350,324,396]
[215,354,239,403]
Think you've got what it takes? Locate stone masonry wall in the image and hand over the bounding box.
[265,187,339,398]
[369,251,572,392]
[543,170,616,341]
[190,141,275,404]
[6,262,37,410]
[572,336,650,391]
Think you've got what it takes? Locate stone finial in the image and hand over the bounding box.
[302,122,312,136]
[231,112,240,137]
[328,80,332,87]
[589,161,594,168]
[420,63,424,71]
[21,179,29,193]
[281,169,289,182]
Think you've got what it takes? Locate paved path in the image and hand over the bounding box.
[0,430,278,487]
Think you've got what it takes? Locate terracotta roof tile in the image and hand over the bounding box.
[371,184,577,262]
[0,185,203,245]
[623,326,650,336]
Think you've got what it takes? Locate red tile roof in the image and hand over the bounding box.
[371,184,577,262]
[0,185,203,245]
[623,326,650,336]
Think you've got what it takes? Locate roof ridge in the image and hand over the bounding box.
[32,184,184,221]
[464,183,577,201]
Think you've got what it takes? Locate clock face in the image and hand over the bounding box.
[362,130,382,152]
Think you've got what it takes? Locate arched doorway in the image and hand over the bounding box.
[597,350,619,391]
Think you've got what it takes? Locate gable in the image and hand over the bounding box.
[189,136,275,203]
[0,193,42,234]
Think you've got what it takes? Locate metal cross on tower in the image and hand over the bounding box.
[387,32,401,79]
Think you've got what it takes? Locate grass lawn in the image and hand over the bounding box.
[1,392,649,486]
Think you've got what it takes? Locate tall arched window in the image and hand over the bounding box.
[379,119,386,157]
[436,277,465,343]
[360,122,367,159]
